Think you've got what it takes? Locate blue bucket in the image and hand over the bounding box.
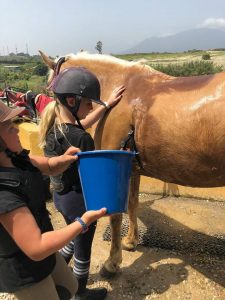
[77,150,135,214]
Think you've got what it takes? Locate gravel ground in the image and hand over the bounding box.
[50,193,225,300]
[1,194,224,299]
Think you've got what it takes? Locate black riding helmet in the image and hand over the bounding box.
[52,67,106,129]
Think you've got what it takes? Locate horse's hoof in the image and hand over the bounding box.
[100,265,118,279]
[122,238,138,251]
[122,243,137,252]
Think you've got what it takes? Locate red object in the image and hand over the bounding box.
[0,90,5,97]
[5,90,25,103]
[2,89,54,119]
[35,94,54,114]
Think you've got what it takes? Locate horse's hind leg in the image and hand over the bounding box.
[101,213,123,277]
[122,175,140,251]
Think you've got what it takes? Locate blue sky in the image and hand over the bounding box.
[1,0,225,56]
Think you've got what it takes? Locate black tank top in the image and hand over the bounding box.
[45,123,95,194]
[0,163,56,292]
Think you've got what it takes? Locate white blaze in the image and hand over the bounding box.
[190,83,225,110]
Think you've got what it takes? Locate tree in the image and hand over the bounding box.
[33,63,48,76]
[95,41,103,54]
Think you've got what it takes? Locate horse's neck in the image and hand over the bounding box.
[67,54,171,88]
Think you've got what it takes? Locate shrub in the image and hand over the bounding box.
[151,60,223,77]
[202,53,211,60]
[33,63,48,76]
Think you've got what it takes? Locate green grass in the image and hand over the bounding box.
[114,50,225,63]
[0,75,47,93]
[114,51,206,61]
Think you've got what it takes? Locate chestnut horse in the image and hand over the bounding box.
[40,50,225,276]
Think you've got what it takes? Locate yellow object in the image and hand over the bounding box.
[17,122,43,156]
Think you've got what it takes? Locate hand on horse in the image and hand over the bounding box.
[106,85,125,108]
[81,207,107,226]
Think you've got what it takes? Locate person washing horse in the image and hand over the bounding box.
[39,66,125,300]
[0,100,107,300]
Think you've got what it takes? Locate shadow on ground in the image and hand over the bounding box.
[100,194,225,297]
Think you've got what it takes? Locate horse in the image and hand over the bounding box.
[39,50,225,276]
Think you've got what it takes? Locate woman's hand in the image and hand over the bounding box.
[63,146,81,157]
[79,85,125,129]
[105,85,125,108]
[48,146,80,175]
[81,208,107,226]
[30,147,80,175]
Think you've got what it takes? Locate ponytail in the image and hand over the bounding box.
[39,101,58,149]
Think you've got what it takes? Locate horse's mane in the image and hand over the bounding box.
[73,51,152,66]
[67,52,161,74]
[48,51,171,81]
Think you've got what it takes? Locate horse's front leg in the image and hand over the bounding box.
[122,175,140,251]
[101,213,123,277]
[100,175,140,277]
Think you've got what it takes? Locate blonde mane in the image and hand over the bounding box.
[46,50,172,88]
[48,52,160,79]
[68,52,147,68]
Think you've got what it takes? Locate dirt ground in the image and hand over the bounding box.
[146,51,225,68]
[49,193,225,300]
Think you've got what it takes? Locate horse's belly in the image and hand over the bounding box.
[141,157,225,188]
[137,101,225,188]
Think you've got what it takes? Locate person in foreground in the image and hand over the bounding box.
[39,66,125,300]
[0,100,106,300]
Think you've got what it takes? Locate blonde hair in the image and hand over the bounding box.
[39,99,73,151]
[39,101,59,149]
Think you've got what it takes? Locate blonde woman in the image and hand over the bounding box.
[39,67,125,300]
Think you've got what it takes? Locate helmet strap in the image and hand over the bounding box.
[74,115,84,131]
[58,95,85,130]
[72,96,85,130]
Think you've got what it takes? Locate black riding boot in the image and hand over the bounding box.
[73,277,107,300]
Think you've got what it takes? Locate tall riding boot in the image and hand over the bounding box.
[73,276,107,300]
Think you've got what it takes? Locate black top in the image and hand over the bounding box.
[0,162,55,292]
[44,123,95,194]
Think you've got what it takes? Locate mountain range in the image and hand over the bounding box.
[122,28,225,54]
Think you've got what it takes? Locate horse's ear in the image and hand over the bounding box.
[39,50,56,70]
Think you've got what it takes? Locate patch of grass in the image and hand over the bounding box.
[151,60,224,76]
[114,50,209,61]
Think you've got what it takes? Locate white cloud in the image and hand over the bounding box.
[197,18,225,29]
[158,32,174,38]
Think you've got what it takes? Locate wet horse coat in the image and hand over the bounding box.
[40,50,225,274]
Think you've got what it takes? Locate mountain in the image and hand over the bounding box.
[123,28,225,54]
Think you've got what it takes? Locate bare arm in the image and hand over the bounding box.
[80,85,125,129]
[29,146,80,175]
[0,206,106,261]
